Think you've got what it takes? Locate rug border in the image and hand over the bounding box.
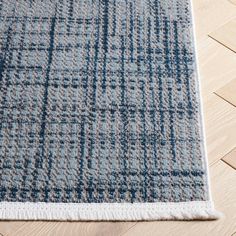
[0,0,221,221]
[188,0,222,219]
[0,201,220,221]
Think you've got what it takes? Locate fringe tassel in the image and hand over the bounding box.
[0,201,222,221]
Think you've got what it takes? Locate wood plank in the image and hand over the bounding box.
[0,222,136,236]
[44,222,136,236]
[229,0,236,6]
[197,38,236,96]
[192,1,236,165]
[6,222,59,236]
[215,79,236,107]
[192,0,236,41]
[222,148,236,170]
[0,222,26,236]
[121,161,236,236]
[209,18,236,53]
[204,95,236,165]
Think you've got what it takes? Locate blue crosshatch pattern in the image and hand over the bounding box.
[0,0,209,203]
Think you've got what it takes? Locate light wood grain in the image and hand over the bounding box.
[204,95,236,165]
[215,79,236,107]
[229,0,236,5]
[1,0,236,235]
[197,38,236,96]
[193,0,236,41]
[5,222,59,236]
[0,222,26,236]
[122,161,236,236]
[209,18,236,53]
[0,221,136,236]
[222,148,236,170]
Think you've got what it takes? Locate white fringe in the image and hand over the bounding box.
[0,201,221,221]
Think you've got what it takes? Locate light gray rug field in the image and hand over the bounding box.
[0,0,220,220]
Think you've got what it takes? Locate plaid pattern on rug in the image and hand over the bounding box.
[0,0,210,208]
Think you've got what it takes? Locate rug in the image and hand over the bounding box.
[0,0,220,220]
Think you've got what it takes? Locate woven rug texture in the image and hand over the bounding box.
[0,0,219,220]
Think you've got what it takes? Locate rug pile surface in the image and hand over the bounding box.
[0,0,219,220]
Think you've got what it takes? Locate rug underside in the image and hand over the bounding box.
[0,0,219,220]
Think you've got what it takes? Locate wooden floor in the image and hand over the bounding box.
[1,0,236,235]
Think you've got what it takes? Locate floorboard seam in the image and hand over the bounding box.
[119,222,138,236]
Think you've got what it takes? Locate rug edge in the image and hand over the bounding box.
[0,1,222,222]
[189,0,219,210]
[0,201,222,221]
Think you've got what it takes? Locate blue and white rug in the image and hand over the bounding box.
[0,0,220,220]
